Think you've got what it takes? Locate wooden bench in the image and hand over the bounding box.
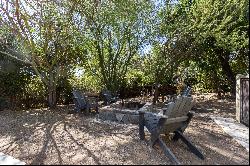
[138,96,204,165]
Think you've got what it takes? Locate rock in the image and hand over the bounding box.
[116,113,125,122]
[121,114,129,124]
[98,102,152,124]
[98,112,117,121]
[129,115,139,124]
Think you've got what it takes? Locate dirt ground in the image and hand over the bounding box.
[0,93,249,165]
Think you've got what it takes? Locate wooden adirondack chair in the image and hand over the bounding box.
[72,90,98,114]
[100,89,119,105]
[138,96,204,165]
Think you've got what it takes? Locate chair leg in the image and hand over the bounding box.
[173,112,194,142]
[157,138,181,165]
[172,132,180,141]
[95,106,99,114]
[174,130,204,160]
[85,104,90,115]
[139,111,145,140]
[75,107,81,113]
[150,133,159,147]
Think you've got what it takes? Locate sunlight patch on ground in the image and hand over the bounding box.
[0,152,25,165]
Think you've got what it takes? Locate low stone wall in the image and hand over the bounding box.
[97,102,152,124]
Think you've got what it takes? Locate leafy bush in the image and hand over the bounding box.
[22,76,47,108]
[0,67,32,108]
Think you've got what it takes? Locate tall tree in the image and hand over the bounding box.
[0,0,80,107]
[159,0,249,95]
[72,0,155,93]
[189,0,249,95]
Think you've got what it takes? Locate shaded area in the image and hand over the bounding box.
[0,106,168,165]
[191,93,236,119]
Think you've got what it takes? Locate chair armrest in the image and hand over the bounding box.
[139,110,168,119]
[138,110,147,114]
[139,110,168,134]
[163,103,171,110]
[73,96,80,100]
[73,96,85,100]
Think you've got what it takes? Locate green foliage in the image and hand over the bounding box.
[0,68,31,99]
[69,68,102,93]
[0,66,36,108]
[57,77,74,105]
[73,0,155,93]
[22,76,47,108]
[158,0,249,94]
[125,69,144,87]
[0,0,249,110]
[0,0,82,107]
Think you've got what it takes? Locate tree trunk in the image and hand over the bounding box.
[153,70,161,105]
[212,70,222,99]
[217,52,236,96]
[48,86,57,108]
[153,83,160,105]
[47,71,57,108]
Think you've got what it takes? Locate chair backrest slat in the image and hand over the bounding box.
[185,98,194,113]
[174,96,187,116]
[167,97,183,118]
[163,102,175,116]
[175,96,193,117]
[181,86,192,96]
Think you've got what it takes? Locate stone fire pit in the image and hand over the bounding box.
[97,100,152,124]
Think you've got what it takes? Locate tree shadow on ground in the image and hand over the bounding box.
[0,107,103,164]
[0,107,143,164]
[0,103,248,165]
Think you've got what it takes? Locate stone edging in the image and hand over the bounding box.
[97,102,153,124]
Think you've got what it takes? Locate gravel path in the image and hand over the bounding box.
[210,116,249,152]
[0,108,170,165]
[0,93,249,165]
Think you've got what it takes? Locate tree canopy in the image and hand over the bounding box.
[0,0,248,108]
